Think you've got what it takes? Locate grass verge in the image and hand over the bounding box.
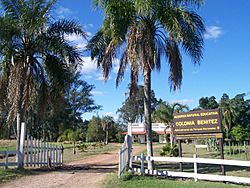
[0,168,32,185]
[104,174,247,188]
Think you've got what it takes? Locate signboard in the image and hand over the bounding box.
[173,109,222,136]
[175,133,223,140]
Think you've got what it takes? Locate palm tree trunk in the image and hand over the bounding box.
[143,65,153,170]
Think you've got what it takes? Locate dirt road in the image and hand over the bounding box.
[2,145,146,188]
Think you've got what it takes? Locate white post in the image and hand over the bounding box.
[19,122,26,168]
[16,113,21,163]
[127,122,133,170]
[193,154,198,182]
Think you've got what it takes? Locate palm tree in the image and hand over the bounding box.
[88,0,205,169]
[101,116,114,145]
[219,94,237,139]
[152,101,189,123]
[0,0,86,126]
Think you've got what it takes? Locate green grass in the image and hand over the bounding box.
[104,174,247,188]
[0,168,32,185]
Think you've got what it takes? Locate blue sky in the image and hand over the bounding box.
[54,0,250,120]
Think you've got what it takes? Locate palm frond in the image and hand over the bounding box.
[166,38,182,91]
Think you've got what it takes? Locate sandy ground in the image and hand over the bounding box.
[2,145,146,188]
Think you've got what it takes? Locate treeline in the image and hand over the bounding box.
[117,86,250,141]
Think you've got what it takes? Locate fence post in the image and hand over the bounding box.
[61,144,64,166]
[18,122,26,168]
[193,154,198,182]
[127,122,133,171]
[5,145,8,170]
[141,153,145,176]
[16,113,20,163]
[118,148,121,178]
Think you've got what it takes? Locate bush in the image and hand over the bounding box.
[230,125,248,141]
[160,143,179,157]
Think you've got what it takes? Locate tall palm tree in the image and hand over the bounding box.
[87,0,205,169]
[0,0,86,125]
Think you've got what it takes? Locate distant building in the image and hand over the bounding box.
[122,123,171,143]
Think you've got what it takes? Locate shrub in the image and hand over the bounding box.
[160,143,179,157]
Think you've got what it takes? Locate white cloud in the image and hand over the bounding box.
[103,112,119,121]
[88,24,94,28]
[170,99,194,105]
[65,34,87,50]
[192,70,199,74]
[91,90,105,96]
[56,6,73,18]
[204,26,222,40]
[80,57,98,74]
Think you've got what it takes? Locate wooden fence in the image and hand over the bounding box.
[0,147,17,169]
[133,154,250,185]
[25,135,63,167]
[118,124,133,177]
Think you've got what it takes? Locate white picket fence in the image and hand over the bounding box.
[25,135,63,167]
[133,154,250,185]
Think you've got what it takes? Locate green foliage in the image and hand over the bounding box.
[117,85,158,123]
[230,125,248,141]
[87,116,105,142]
[160,143,179,157]
[152,100,189,123]
[199,96,219,110]
[57,128,85,142]
[121,172,134,181]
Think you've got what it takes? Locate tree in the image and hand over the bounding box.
[199,96,219,109]
[87,116,105,142]
[219,93,237,139]
[117,85,158,123]
[0,0,86,127]
[152,100,189,123]
[88,0,205,169]
[101,116,114,145]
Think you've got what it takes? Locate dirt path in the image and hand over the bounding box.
[2,145,146,188]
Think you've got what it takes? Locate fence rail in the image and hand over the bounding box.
[0,147,18,169]
[133,154,250,185]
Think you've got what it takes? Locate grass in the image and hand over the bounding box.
[0,168,32,185]
[104,174,247,188]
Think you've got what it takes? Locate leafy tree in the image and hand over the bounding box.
[87,116,105,142]
[230,124,248,142]
[117,85,158,123]
[199,96,219,110]
[0,0,86,127]
[152,100,189,123]
[88,0,205,169]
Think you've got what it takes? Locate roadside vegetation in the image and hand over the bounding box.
[104,174,246,188]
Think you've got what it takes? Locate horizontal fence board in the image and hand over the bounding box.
[0,162,18,167]
[133,168,250,184]
[149,156,250,167]
[0,150,16,155]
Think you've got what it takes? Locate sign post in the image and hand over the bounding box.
[173,109,224,174]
